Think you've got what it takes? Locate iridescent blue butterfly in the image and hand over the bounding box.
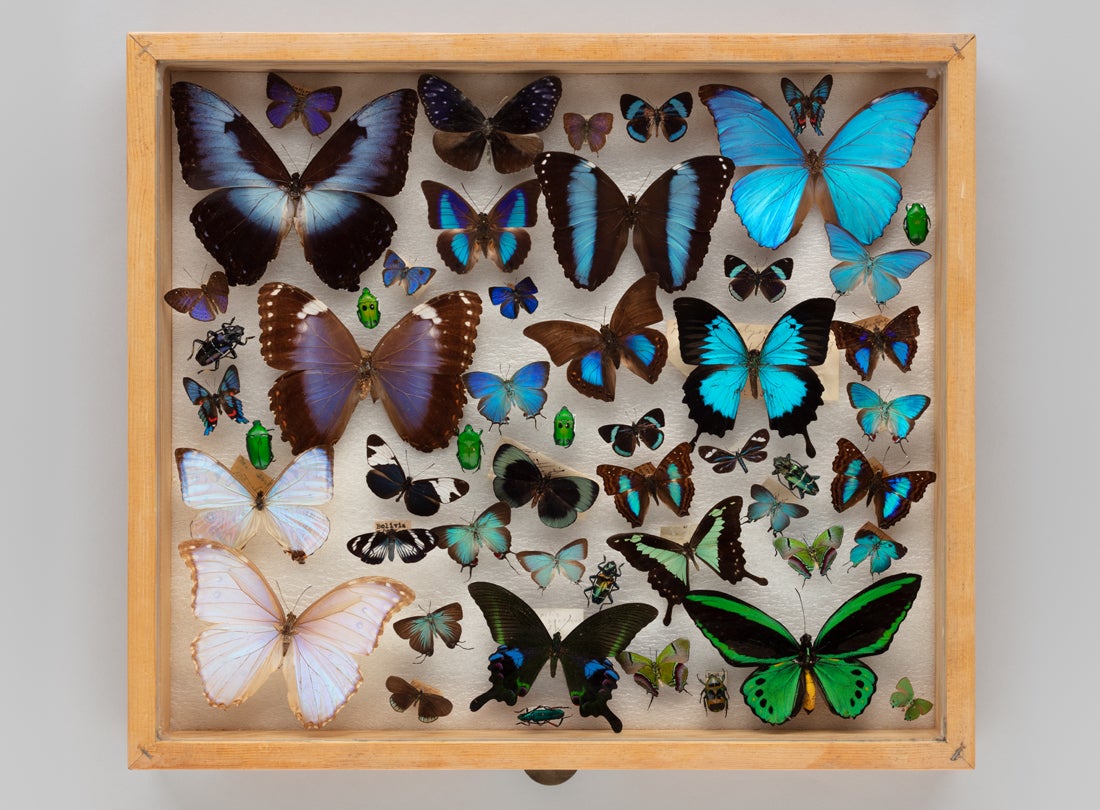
[780,75,832,136]
[831,307,921,381]
[675,297,836,457]
[382,250,436,295]
[848,522,907,575]
[745,484,809,536]
[431,502,512,571]
[265,72,342,136]
[699,84,938,249]
[182,364,248,435]
[827,224,931,306]
[534,151,734,292]
[489,276,539,319]
[171,82,417,291]
[597,442,694,528]
[620,92,693,143]
[164,270,229,322]
[830,438,936,529]
[462,361,550,426]
[847,382,930,443]
[421,180,540,275]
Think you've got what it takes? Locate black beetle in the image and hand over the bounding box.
[189,318,253,370]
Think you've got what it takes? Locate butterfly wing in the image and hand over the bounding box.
[832,309,921,381]
[724,256,761,302]
[175,448,262,548]
[522,319,614,400]
[586,112,614,152]
[609,274,670,386]
[265,72,303,129]
[878,306,922,373]
[651,442,695,517]
[463,371,513,425]
[417,74,491,171]
[537,476,600,528]
[182,376,219,435]
[830,438,876,513]
[606,532,691,625]
[620,94,658,143]
[689,495,769,588]
[876,470,937,529]
[805,75,834,135]
[468,582,555,709]
[214,364,247,426]
[421,181,484,274]
[347,529,437,564]
[366,435,467,516]
[535,151,631,291]
[827,223,930,304]
[491,444,542,509]
[485,76,563,173]
[562,112,588,151]
[774,536,816,578]
[165,271,229,321]
[850,523,908,574]
[632,156,735,292]
[259,445,334,558]
[508,361,551,418]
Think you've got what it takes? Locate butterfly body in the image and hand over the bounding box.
[422,180,540,274]
[597,441,695,528]
[620,92,693,143]
[265,72,342,136]
[382,250,436,295]
[365,434,469,516]
[745,483,809,536]
[182,364,248,435]
[831,307,921,381]
[535,152,734,292]
[830,438,936,529]
[467,582,658,732]
[385,676,454,722]
[431,502,512,570]
[489,276,538,319]
[172,82,417,290]
[891,677,933,721]
[826,224,930,305]
[165,270,229,321]
[618,638,691,706]
[684,572,922,724]
[781,75,833,136]
[347,526,437,565]
[492,444,599,528]
[516,538,589,589]
[698,428,770,474]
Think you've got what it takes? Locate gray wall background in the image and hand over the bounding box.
[3,0,1087,806]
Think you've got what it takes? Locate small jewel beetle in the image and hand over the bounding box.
[189,318,253,370]
[552,406,575,447]
[904,202,930,245]
[455,424,484,471]
[772,454,819,498]
[245,420,275,470]
[357,287,380,328]
[584,556,623,606]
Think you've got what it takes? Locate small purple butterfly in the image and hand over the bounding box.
[562,112,613,153]
[265,72,343,136]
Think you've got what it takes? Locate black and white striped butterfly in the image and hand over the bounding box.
[365,434,469,517]
[347,525,437,565]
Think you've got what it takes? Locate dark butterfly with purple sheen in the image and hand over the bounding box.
[781,75,833,136]
[365,433,469,517]
[607,495,768,626]
[534,151,734,292]
[468,581,658,733]
[265,72,343,136]
[830,437,936,529]
[562,112,614,153]
[488,276,538,319]
[725,256,793,303]
[393,603,465,658]
[386,676,454,723]
[347,526,437,565]
[257,282,481,454]
[523,274,668,402]
[181,364,248,436]
[698,428,770,474]
[597,441,695,528]
[421,180,540,275]
[164,270,229,322]
[598,408,665,457]
[620,92,693,143]
[830,306,921,381]
[170,82,416,291]
[417,74,562,173]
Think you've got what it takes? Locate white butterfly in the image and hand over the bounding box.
[179,540,415,728]
[175,445,333,560]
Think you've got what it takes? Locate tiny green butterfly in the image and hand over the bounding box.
[617,638,690,706]
[773,525,843,580]
[890,677,933,721]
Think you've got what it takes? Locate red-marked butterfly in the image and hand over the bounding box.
[780,74,833,136]
[182,364,248,435]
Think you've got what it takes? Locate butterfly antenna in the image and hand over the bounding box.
[795,588,808,635]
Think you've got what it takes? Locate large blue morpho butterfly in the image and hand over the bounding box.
[849,522,908,575]
[489,276,539,319]
[831,437,936,529]
[831,306,921,381]
[675,296,836,457]
[598,408,665,457]
[170,82,417,291]
[620,92,693,143]
[417,74,562,174]
[745,483,809,536]
[597,441,695,529]
[516,538,589,590]
[826,224,931,305]
[258,283,481,454]
[365,433,469,517]
[698,428,770,474]
[265,72,342,136]
[462,361,550,427]
[847,382,930,444]
[492,444,600,529]
[773,525,844,581]
[534,151,734,292]
[164,270,229,322]
[421,180,540,275]
[698,83,938,249]
[725,256,794,303]
[467,581,659,733]
[382,250,436,295]
[182,364,248,435]
[393,603,465,658]
[607,495,768,626]
[430,502,512,571]
[683,572,922,725]
[346,526,437,565]
[524,274,668,403]
[780,75,833,136]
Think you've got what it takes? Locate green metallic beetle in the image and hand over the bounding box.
[904,202,930,245]
[772,454,819,498]
[552,406,575,447]
[357,287,380,328]
[456,424,484,471]
[516,705,569,727]
[245,420,274,470]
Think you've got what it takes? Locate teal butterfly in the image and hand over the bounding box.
[617,638,690,707]
[683,573,922,725]
[392,603,465,659]
[516,538,588,590]
[848,522,907,575]
[773,525,843,581]
[847,382,930,444]
[430,502,512,572]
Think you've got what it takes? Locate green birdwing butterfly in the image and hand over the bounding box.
[683,572,922,725]
[890,676,933,721]
[617,637,690,707]
[773,525,843,581]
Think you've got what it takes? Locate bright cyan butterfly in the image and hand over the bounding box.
[849,522,908,575]
[462,361,550,427]
[516,538,589,590]
[847,382,930,443]
[827,223,930,305]
[430,502,512,571]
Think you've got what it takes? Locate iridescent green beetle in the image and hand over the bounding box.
[456,424,484,471]
[516,705,568,727]
[357,287,380,328]
[904,203,930,245]
[553,406,575,447]
[772,454,819,498]
[245,420,274,470]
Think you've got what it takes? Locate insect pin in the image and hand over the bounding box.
[189,317,253,370]
[698,671,730,716]
[516,705,570,727]
[772,454,819,498]
[584,556,624,606]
